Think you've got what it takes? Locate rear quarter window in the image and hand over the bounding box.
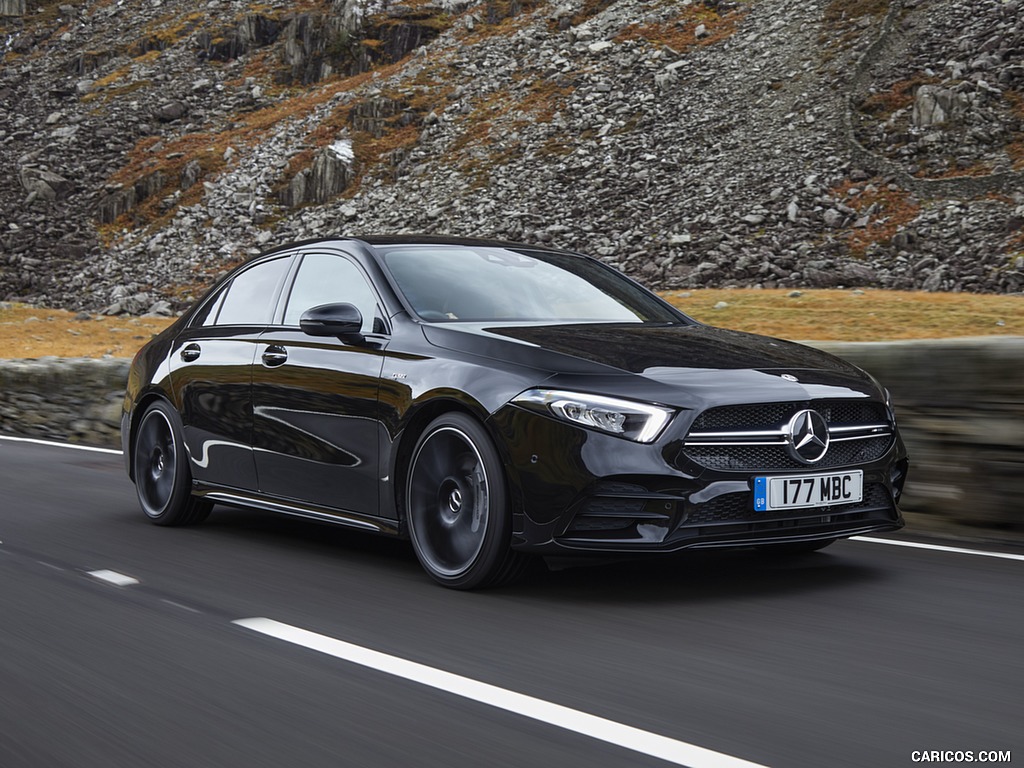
[213,257,290,326]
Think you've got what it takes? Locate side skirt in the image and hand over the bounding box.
[194,485,400,536]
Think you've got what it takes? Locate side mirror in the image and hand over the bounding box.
[299,303,363,339]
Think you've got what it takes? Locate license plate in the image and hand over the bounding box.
[753,470,863,512]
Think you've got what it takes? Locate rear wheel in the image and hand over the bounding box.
[133,401,211,526]
[405,413,526,589]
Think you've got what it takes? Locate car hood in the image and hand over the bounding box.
[421,322,881,408]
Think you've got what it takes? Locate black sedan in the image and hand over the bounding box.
[122,236,908,588]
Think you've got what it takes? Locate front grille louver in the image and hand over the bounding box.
[681,400,894,472]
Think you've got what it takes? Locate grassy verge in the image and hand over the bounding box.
[0,307,172,359]
[664,289,1023,342]
[0,289,1021,358]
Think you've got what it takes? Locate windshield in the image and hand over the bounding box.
[381,246,685,324]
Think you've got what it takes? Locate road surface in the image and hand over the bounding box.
[0,437,1020,768]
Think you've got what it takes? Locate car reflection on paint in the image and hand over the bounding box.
[122,236,909,588]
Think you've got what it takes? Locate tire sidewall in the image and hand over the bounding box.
[406,412,511,589]
[134,400,193,524]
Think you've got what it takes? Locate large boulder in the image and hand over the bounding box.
[0,0,26,17]
[19,167,73,203]
[912,85,973,128]
[280,144,354,207]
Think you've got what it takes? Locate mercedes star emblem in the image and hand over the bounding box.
[785,409,830,464]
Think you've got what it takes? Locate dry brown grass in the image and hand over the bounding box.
[569,0,617,26]
[819,0,889,53]
[366,0,454,33]
[918,160,999,179]
[616,5,745,52]
[460,0,545,42]
[858,74,939,117]
[822,0,889,27]
[443,77,573,187]
[1006,91,1024,170]
[1007,228,1024,258]
[135,10,207,50]
[830,178,921,256]
[350,123,422,181]
[102,60,411,229]
[0,307,173,359]
[93,66,132,89]
[1008,138,1024,171]
[665,289,1023,341]
[2,290,1020,359]
[452,78,573,152]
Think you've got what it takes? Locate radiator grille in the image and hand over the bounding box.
[682,399,893,471]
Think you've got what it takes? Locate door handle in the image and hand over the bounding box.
[180,343,201,363]
[262,345,288,367]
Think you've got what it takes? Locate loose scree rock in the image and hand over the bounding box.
[1,0,1023,310]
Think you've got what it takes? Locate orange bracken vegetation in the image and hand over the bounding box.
[443,79,574,188]
[616,5,745,52]
[830,179,921,257]
[858,74,940,117]
[102,58,412,230]
[1005,91,1024,170]
[822,0,889,27]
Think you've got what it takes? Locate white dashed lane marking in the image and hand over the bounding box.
[88,570,140,587]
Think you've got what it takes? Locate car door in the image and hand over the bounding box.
[251,250,388,517]
[169,255,292,490]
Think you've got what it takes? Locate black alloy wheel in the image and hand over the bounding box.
[406,412,526,589]
[133,401,211,526]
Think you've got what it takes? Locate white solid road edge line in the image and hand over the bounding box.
[0,434,122,455]
[233,618,769,768]
[850,536,1024,562]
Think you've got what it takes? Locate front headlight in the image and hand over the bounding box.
[511,389,674,443]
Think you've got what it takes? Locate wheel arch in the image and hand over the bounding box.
[126,388,176,482]
[389,395,511,535]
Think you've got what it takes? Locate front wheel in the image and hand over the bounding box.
[405,413,526,589]
[133,400,211,526]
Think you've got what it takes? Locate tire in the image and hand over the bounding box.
[133,400,211,526]
[755,538,836,556]
[405,413,527,589]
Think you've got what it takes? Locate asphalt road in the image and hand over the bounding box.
[1,438,1021,768]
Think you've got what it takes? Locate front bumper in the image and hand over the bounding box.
[490,405,908,555]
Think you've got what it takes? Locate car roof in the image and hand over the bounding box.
[357,235,565,251]
[257,235,572,261]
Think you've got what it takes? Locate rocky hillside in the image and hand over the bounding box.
[1,0,1022,313]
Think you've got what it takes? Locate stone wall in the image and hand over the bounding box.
[0,357,128,447]
[1,339,1022,538]
[812,337,1024,537]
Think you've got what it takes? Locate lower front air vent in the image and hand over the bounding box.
[560,486,683,543]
